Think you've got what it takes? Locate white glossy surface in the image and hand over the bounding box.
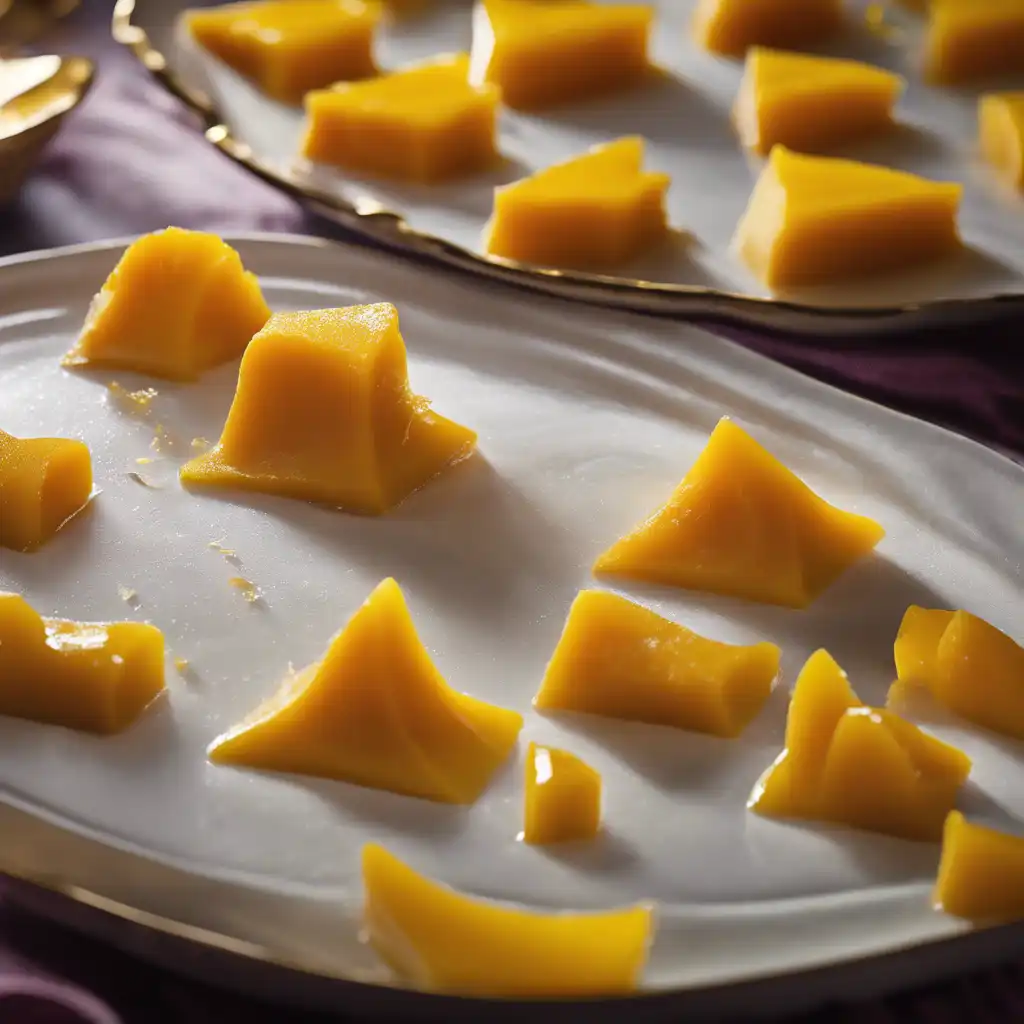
[0,235,1022,993]
[137,0,1024,307]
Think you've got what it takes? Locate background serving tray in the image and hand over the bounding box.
[113,0,1024,336]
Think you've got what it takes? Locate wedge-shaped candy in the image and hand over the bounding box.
[363,843,653,995]
[734,146,962,289]
[693,0,843,58]
[749,650,970,842]
[184,0,380,105]
[0,593,165,733]
[734,48,904,155]
[468,0,652,111]
[524,741,602,844]
[535,590,780,736]
[484,137,670,270]
[980,92,1024,190]
[924,0,1024,85]
[935,812,1024,923]
[63,228,271,381]
[593,419,884,608]
[0,429,92,552]
[208,579,521,803]
[891,606,1024,740]
[302,54,499,183]
[180,303,476,514]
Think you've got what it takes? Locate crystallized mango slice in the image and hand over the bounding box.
[891,606,1024,740]
[734,48,904,155]
[485,136,670,270]
[594,419,884,608]
[208,579,522,804]
[980,92,1024,190]
[180,303,476,515]
[63,228,271,381]
[0,593,165,733]
[924,0,1024,85]
[693,0,844,58]
[0,429,92,552]
[302,54,499,183]
[749,649,970,842]
[468,0,652,111]
[523,742,602,844]
[362,844,653,995]
[935,812,1024,923]
[535,589,780,737]
[734,146,962,289]
[184,0,380,105]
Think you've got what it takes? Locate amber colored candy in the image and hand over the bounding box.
[62,228,271,381]
[693,0,844,58]
[0,593,165,733]
[0,429,92,552]
[362,843,653,995]
[180,303,476,515]
[593,418,884,608]
[535,589,780,737]
[523,742,602,844]
[923,0,1024,85]
[979,92,1024,190]
[208,579,522,804]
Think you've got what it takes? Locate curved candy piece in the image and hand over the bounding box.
[523,741,602,844]
[0,428,92,552]
[0,593,165,733]
[535,589,780,738]
[208,579,522,804]
[180,303,477,515]
[594,418,885,608]
[693,0,843,58]
[362,843,653,995]
[750,649,971,842]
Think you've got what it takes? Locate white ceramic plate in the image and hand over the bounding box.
[0,235,1022,1015]
[114,0,1024,331]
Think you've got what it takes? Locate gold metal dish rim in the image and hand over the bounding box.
[109,0,1024,337]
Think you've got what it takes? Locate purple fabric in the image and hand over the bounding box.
[0,4,1022,1023]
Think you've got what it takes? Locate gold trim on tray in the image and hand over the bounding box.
[109,0,1024,339]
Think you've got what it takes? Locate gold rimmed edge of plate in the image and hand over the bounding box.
[109,0,1024,340]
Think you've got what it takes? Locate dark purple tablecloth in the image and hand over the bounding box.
[0,4,1022,1022]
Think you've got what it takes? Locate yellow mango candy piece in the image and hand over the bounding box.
[0,429,92,552]
[749,649,971,842]
[484,136,670,270]
[63,228,271,382]
[535,589,780,737]
[594,418,884,608]
[208,579,522,804]
[734,146,962,289]
[523,742,602,845]
[362,843,653,995]
[980,92,1024,190]
[184,0,380,105]
[302,55,499,183]
[935,812,1024,923]
[693,0,844,58]
[734,48,904,156]
[0,593,165,734]
[893,605,955,685]
[180,303,476,515]
[924,0,1024,85]
[468,0,652,112]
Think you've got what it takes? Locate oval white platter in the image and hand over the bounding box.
[115,0,1024,322]
[0,235,1022,1015]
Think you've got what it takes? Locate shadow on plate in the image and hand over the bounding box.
[533,827,641,875]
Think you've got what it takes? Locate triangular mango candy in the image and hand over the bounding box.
[749,649,971,842]
[734,47,904,155]
[484,137,670,269]
[593,418,885,609]
[180,303,477,515]
[469,0,652,111]
[208,579,523,804]
[62,228,271,381]
[534,589,780,738]
[734,145,962,289]
[693,0,844,58]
